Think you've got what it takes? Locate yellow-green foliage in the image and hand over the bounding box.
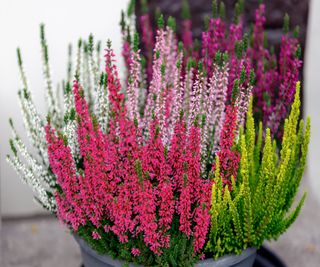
[206,82,310,258]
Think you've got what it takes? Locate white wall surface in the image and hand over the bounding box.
[305,0,320,201]
[0,0,128,217]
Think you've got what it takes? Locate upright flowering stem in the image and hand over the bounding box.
[210,62,229,151]
[182,19,193,52]
[168,52,183,143]
[193,180,212,253]
[140,120,173,252]
[127,45,142,122]
[267,34,301,137]
[188,70,204,130]
[46,123,85,230]
[144,27,166,132]
[73,80,110,227]
[140,13,154,84]
[168,118,188,191]
[177,125,202,236]
[215,105,240,187]
[105,40,127,134]
[181,0,193,52]
[183,59,194,120]
[202,18,225,77]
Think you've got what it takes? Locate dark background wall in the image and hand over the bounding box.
[135,0,309,112]
[136,0,309,57]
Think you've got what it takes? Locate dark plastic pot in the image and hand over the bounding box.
[75,236,257,267]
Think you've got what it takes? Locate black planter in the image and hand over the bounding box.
[75,236,257,267]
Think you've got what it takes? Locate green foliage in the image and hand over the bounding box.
[157,14,164,29]
[76,216,198,266]
[283,13,290,33]
[127,0,135,17]
[212,0,218,18]
[283,13,290,34]
[219,2,226,20]
[133,32,140,52]
[181,0,191,20]
[232,79,239,102]
[206,83,310,258]
[234,0,244,24]
[40,24,49,63]
[167,16,176,31]
[140,0,148,14]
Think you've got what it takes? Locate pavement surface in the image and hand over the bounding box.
[2,177,320,267]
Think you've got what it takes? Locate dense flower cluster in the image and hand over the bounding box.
[134,2,302,139]
[7,2,309,266]
[46,58,215,255]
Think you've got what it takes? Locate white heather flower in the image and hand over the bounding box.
[40,25,61,127]
[6,155,56,212]
[63,120,79,159]
[18,90,48,164]
[188,72,204,130]
[96,79,109,134]
[127,50,141,122]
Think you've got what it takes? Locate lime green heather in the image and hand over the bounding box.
[206,82,310,258]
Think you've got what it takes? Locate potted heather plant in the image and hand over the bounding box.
[7,2,309,267]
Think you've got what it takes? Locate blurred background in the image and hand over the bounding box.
[1,0,320,266]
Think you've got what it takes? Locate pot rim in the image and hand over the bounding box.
[74,235,256,267]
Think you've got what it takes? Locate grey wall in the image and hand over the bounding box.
[305,0,320,201]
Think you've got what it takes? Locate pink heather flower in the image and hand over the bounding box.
[193,182,211,253]
[178,184,192,236]
[164,27,178,86]
[183,62,194,119]
[103,225,111,233]
[202,18,226,76]
[143,28,166,133]
[122,40,132,82]
[167,52,183,142]
[227,56,252,103]
[168,119,187,191]
[158,179,174,231]
[249,4,275,124]
[215,105,240,186]
[188,71,204,129]
[182,19,193,51]
[105,42,126,118]
[178,125,202,236]
[235,84,253,129]
[141,120,174,244]
[134,177,160,253]
[266,34,301,137]
[209,63,229,151]
[46,124,86,231]
[109,117,141,242]
[131,248,141,257]
[73,80,110,227]
[227,22,243,52]
[186,126,202,203]
[92,231,101,240]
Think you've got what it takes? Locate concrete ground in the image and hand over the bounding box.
[2,177,320,267]
[1,215,81,267]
